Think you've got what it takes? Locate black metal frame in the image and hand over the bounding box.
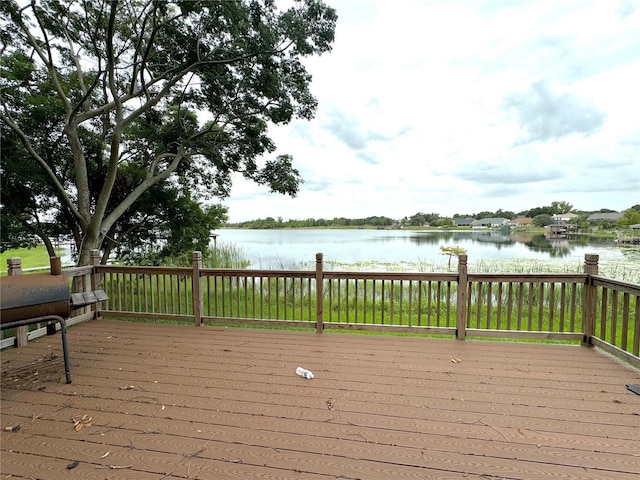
[1,315,72,384]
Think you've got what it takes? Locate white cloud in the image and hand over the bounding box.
[224,0,640,222]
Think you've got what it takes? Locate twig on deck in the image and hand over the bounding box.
[474,419,509,443]
[185,436,214,458]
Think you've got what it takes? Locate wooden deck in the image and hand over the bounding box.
[1,319,639,480]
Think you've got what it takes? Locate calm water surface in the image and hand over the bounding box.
[215,229,639,272]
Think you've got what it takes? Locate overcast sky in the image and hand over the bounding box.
[225,0,640,222]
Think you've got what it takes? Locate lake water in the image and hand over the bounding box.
[214,229,639,277]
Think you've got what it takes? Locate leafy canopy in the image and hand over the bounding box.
[0,0,337,264]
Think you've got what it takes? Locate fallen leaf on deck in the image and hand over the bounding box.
[451,358,462,363]
[119,385,136,390]
[71,414,93,431]
[100,451,110,459]
[4,425,21,432]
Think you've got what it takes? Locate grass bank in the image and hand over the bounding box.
[0,246,64,274]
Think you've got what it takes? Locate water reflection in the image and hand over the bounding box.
[216,228,630,268]
[409,231,617,258]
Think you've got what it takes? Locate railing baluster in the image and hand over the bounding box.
[436,281,442,327]
[569,283,577,332]
[527,282,534,331]
[363,279,368,325]
[381,280,385,325]
[389,280,395,325]
[427,281,432,326]
[345,278,350,324]
[559,283,566,332]
[398,280,403,326]
[446,281,451,328]
[496,282,503,330]
[537,283,544,331]
[486,282,492,330]
[621,293,630,351]
[476,282,483,329]
[610,290,618,346]
[548,283,555,332]
[506,282,513,330]
[633,300,639,356]
[599,288,608,339]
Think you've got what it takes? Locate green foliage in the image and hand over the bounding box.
[1,0,337,265]
[0,245,63,272]
[519,201,574,218]
[439,245,467,269]
[136,242,250,269]
[232,215,395,229]
[532,213,553,227]
[617,207,640,227]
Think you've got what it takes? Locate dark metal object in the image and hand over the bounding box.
[1,272,108,385]
[1,273,70,324]
[1,273,72,383]
[1,315,71,384]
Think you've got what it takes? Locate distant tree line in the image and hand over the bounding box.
[231,216,395,229]
[226,202,640,230]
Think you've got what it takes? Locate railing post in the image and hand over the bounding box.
[582,253,599,347]
[7,257,22,276]
[7,257,28,346]
[50,256,62,275]
[192,251,203,326]
[456,254,468,340]
[90,249,101,319]
[315,253,324,333]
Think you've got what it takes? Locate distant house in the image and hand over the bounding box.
[454,217,475,227]
[587,212,623,223]
[509,217,533,227]
[551,212,579,223]
[474,217,509,227]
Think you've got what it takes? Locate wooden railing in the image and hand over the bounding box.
[590,275,640,367]
[3,251,639,368]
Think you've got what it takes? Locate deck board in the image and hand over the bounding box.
[2,319,639,479]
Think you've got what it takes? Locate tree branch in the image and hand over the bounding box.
[101,147,188,235]
[21,1,72,114]
[0,110,84,228]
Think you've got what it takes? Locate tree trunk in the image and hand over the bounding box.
[41,234,56,258]
[77,227,102,266]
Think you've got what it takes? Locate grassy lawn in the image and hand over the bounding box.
[0,246,64,273]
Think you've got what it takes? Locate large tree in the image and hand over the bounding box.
[0,0,337,265]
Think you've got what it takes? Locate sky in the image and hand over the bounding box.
[224,0,640,222]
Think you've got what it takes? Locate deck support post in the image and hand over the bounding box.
[192,251,203,326]
[582,254,599,347]
[7,257,28,346]
[315,253,324,333]
[456,254,468,340]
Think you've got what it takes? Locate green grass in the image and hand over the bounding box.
[0,246,64,274]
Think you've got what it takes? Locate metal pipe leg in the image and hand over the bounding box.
[57,318,72,384]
